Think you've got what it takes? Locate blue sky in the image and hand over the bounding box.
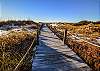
[0,0,100,22]
[0,2,1,18]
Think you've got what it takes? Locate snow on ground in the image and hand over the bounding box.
[0,24,36,36]
[67,31,100,45]
[0,30,10,36]
[50,24,58,27]
[96,37,100,44]
[11,28,22,32]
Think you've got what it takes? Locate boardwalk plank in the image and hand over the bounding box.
[32,25,92,71]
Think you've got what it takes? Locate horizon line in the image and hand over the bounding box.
[0,18,100,23]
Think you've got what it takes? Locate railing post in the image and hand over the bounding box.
[37,28,39,45]
[36,23,40,45]
[63,29,67,44]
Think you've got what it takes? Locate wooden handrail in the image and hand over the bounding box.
[49,26,100,48]
[13,24,43,71]
[13,37,36,71]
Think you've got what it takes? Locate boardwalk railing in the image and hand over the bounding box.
[47,24,100,71]
[13,37,37,71]
[13,23,43,71]
[0,35,37,71]
[0,23,43,71]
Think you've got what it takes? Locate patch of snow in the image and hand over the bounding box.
[11,28,22,32]
[96,37,100,44]
[0,30,10,36]
[50,24,58,27]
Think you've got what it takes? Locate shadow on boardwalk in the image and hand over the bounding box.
[32,25,91,71]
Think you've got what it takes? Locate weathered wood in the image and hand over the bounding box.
[36,29,39,45]
[47,24,100,71]
[36,23,43,45]
[36,23,40,45]
[32,24,92,71]
[63,29,67,44]
[14,38,36,71]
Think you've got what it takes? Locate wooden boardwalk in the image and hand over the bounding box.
[32,25,92,71]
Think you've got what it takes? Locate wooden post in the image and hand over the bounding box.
[63,29,67,44]
[36,24,40,45]
[54,26,56,35]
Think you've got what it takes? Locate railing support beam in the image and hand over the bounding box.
[63,29,67,44]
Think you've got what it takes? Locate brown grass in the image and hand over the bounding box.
[0,31,36,71]
[47,23,100,71]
